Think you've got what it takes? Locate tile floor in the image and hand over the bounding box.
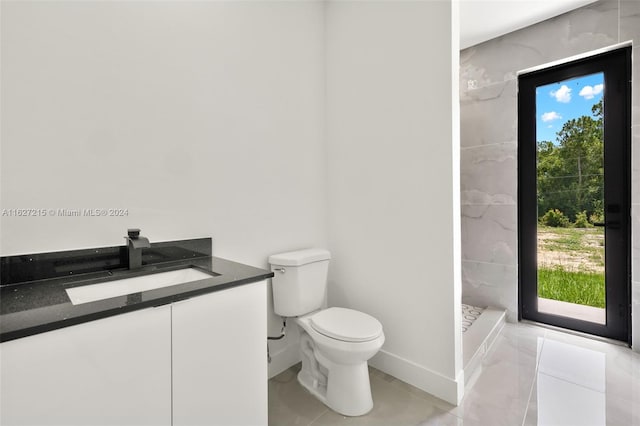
[268,322,640,425]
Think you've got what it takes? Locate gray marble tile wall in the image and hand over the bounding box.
[460,0,640,345]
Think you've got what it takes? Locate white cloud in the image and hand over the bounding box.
[541,111,562,122]
[547,125,553,128]
[579,83,604,99]
[550,84,572,103]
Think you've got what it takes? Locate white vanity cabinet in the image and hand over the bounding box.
[0,281,267,426]
[0,305,173,426]
[172,281,267,426]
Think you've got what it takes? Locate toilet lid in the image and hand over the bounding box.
[310,307,383,342]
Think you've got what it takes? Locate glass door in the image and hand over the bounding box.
[518,47,631,342]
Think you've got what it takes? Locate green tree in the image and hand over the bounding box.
[537,100,603,222]
[537,140,563,216]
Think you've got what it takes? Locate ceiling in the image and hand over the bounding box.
[459,0,598,49]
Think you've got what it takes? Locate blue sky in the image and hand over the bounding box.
[536,72,604,143]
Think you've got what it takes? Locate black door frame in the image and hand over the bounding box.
[518,47,632,343]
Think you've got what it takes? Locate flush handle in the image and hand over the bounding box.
[274,268,286,273]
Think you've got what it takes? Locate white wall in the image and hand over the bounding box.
[1,0,464,396]
[325,0,463,405]
[0,0,326,375]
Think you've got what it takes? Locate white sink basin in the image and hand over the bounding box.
[65,268,215,305]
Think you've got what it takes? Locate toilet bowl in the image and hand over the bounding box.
[268,248,385,416]
[295,307,385,416]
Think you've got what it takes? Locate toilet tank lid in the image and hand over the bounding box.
[268,248,331,266]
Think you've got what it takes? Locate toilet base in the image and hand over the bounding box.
[297,369,328,404]
[298,358,373,417]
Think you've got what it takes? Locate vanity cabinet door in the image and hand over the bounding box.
[172,281,267,426]
[0,305,172,426]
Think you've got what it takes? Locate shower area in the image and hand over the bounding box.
[458,42,512,384]
[458,17,518,385]
[458,51,514,382]
[457,68,511,383]
[457,0,640,381]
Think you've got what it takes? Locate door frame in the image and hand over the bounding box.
[518,47,632,343]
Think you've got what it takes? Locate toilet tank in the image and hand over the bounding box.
[268,248,331,317]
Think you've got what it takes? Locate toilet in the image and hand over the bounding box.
[269,248,385,417]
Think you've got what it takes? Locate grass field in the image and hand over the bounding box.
[538,267,605,308]
[537,226,605,308]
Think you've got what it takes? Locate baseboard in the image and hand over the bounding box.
[268,340,301,379]
[369,349,464,405]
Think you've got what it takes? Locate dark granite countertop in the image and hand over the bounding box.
[0,239,273,342]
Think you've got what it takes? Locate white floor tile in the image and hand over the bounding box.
[268,323,640,426]
[537,372,606,426]
[538,337,606,392]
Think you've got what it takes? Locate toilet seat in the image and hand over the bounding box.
[310,307,382,343]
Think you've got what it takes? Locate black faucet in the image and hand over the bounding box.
[125,228,151,269]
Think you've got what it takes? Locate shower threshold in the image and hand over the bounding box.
[462,305,506,386]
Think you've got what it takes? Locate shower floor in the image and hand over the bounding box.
[461,304,485,333]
